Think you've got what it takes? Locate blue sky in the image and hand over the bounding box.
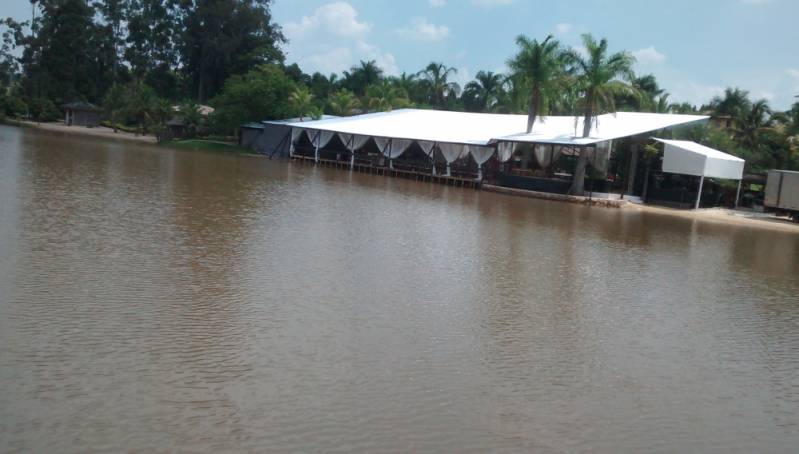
[4,0,799,109]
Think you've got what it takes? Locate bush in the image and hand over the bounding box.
[0,93,28,117]
[28,97,61,122]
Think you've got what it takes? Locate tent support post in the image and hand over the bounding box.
[477,164,482,181]
[446,162,451,177]
[695,175,705,210]
[314,131,320,163]
[347,135,355,169]
[735,179,742,209]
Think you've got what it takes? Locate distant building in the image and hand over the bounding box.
[63,102,101,127]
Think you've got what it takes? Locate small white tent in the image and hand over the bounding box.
[653,138,745,209]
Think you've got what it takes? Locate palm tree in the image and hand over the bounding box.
[733,99,772,149]
[343,60,383,96]
[508,34,562,132]
[328,89,360,116]
[463,71,505,112]
[364,81,410,112]
[417,62,459,108]
[289,87,315,121]
[709,87,751,121]
[390,72,422,103]
[562,33,636,195]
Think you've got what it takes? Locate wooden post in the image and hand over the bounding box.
[695,175,705,210]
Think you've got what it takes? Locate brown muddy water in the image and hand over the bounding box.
[1,124,799,453]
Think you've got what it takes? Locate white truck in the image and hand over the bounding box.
[764,170,799,221]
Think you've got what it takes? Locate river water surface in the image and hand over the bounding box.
[1,125,799,452]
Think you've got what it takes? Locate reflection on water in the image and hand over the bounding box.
[1,125,798,452]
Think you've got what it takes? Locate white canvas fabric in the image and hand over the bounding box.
[533,144,561,168]
[417,140,436,157]
[285,109,708,147]
[339,133,371,151]
[654,138,744,180]
[312,130,336,149]
[438,142,468,163]
[589,140,612,173]
[385,138,414,159]
[289,127,304,155]
[497,142,516,162]
[468,145,496,166]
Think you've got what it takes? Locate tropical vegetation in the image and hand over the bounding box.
[0,1,796,178]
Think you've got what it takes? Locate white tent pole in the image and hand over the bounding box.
[446,162,451,177]
[695,175,705,210]
[388,139,394,170]
[314,131,320,163]
[735,179,742,208]
[289,128,295,158]
[431,142,437,176]
[477,164,482,181]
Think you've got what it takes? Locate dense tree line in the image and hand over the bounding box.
[1,2,797,183]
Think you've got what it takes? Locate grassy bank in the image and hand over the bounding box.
[163,139,250,154]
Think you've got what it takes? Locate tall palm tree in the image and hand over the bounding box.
[508,34,562,132]
[709,87,751,121]
[463,71,505,112]
[733,99,772,149]
[417,62,459,108]
[343,60,383,96]
[327,89,360,116]
[562,33,636,195]
[390,72,422,104]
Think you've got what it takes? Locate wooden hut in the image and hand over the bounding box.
[63,102,101,127]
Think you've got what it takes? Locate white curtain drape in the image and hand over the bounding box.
[339,133,371,151]
[383,138,414,159]
[589,140,612,173]
[438,143,467,163]
[289,128,304,156]
[534,144,562,168]
[497,142,516,162]
[312,130,336,149]
[417,140,436,157]
[373,137,390,154]
[468,145,495,166]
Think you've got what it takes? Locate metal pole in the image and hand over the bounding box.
[388,139,394,170]
[314,131,320,163]
[734,179,742,208]
[695,175,705,210]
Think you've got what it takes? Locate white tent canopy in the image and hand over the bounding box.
[654,138,744,180]
[653,138,745,209]
[286,109,709,174]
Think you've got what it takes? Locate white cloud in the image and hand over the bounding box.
[555,23,572,35]
[632,46,666,65]
[284,2,371,39]
[396,18,451,42]
[471,0,516,7]
[788,69,799,80]
[429,0,447,6]
[282,2,398,76]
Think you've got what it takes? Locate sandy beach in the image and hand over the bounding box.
[11,120,158,144]
[626,203,799,233]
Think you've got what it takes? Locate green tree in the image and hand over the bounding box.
[732,99,772,150]
[508,34,562,132]
[417,62,459,109]
[289,86,316,120]
[102,82,125,132]
[210,64,297,135]
[179,0,285,102]
[327,89,360,116]
[463,71,505,112]
[709,87,751,121]
[563,33,636,195]
[342,60,383,96]
[364,80,410,112]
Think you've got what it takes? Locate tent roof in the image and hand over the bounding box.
[654,138,745,180]
[285,108,709,146]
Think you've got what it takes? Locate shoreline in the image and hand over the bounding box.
[8,119,158,144]
[6,121,798,233]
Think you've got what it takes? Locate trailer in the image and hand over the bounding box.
[764,170,799,221]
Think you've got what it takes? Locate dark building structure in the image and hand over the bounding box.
[63,102,101,127]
